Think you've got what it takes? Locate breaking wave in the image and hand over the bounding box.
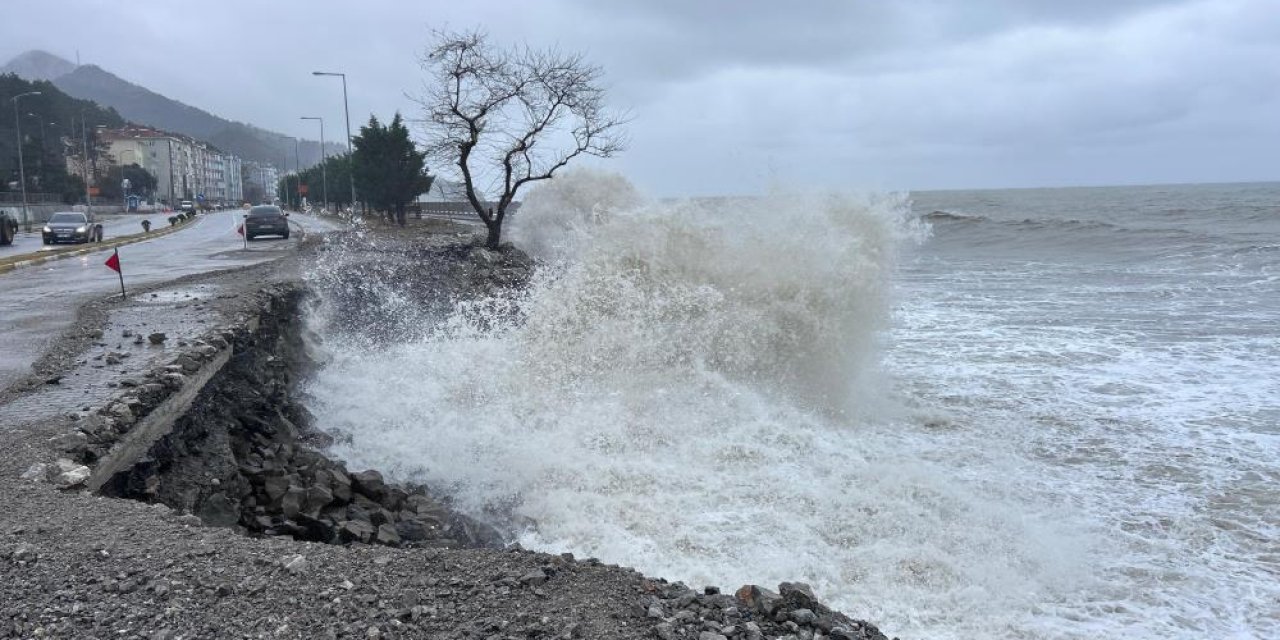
[304,171,1093,638]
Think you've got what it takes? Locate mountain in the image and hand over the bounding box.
[2,50,341,169]
[0,50,77,82]
[0,74,126,200]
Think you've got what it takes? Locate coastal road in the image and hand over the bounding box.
[0,209,339,391]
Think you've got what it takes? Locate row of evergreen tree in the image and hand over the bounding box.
[277,113,432,227]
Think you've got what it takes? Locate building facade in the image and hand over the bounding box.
[98,126,250,206]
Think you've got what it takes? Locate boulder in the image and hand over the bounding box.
[351,470,386,500]
[281,486,307,519]
[370,507,396,527]
[330,469,353,503]
[295,513,336,542]
[404,493,439,515]
[263,475,290,502]
[52,459,90,488]
[304,485,333,514]
[196,492,240,527]
[374,523,401,546]
[735,585,782,616]
[394,517,434,542]
[381,487,408,511]
[779,581,820,610]
[791,608,817,625]
[338,520,375,544]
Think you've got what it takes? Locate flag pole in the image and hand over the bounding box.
[110,248,125,299]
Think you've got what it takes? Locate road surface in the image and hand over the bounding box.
[0,210,339,390]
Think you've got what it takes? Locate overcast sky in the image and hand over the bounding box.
[2,0,1277,195]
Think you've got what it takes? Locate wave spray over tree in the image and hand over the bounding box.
[414,30,627,249]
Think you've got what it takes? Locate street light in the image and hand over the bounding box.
[11,90,41,230]
[300,116,328,213]
[311,71,357,214]
[293,137,301,209]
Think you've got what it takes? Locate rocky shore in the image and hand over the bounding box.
[0,224,896,639]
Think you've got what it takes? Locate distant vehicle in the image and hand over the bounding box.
[42,211,104,244]
[0,210,17,246]
[244,205,290,241]
[179,200,196,213]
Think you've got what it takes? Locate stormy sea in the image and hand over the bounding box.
[303,175,1279,639]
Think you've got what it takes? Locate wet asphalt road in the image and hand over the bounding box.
[0,209,339,391]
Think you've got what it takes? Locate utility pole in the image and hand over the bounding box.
[12,90,41,231]
[290,138,296,208]
[80,113,93,216]
[167,137,176,207]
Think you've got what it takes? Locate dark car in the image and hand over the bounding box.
[244,205,290,240]
[0,211,16,246]
[42,212,104,245]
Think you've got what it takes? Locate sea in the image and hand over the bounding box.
[303,176,1279,639]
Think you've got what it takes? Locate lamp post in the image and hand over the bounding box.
[311,71,356,214]
[281,140,290,209]
[11,90,41,231]
[293,138,301,209]
[301,116,328,213]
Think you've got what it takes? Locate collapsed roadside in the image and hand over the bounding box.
[0,223,894,640]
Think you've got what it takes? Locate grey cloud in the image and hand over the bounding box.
[1,0,1276,193]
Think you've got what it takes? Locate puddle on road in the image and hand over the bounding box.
[136,284,222,304]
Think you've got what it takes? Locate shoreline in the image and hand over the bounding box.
[1,224,896,639]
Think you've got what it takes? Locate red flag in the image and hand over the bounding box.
[237,223,245,236]
[104,251,121,273]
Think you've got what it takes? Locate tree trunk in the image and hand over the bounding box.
[485,219,502,249]
[395,205,406,227]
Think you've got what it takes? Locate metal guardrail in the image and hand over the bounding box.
[413,201,518,221]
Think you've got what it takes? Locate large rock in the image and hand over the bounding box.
[330,468,352,503]
[370,507,396,527]
[779,581,821,612]
[295,513,335,542]
[351,470,386,500]
[374,523,400,546]
[280,486,307,519]
[263,475,290,502]
[304,485,333,514]
[394,517,435,542]
[196,492,240,527]
[52,459,91,489]
[381,487,408,511]
[735,585,782,617]
[338,520,375,544]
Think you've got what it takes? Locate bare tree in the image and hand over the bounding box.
[416,30,627,249]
